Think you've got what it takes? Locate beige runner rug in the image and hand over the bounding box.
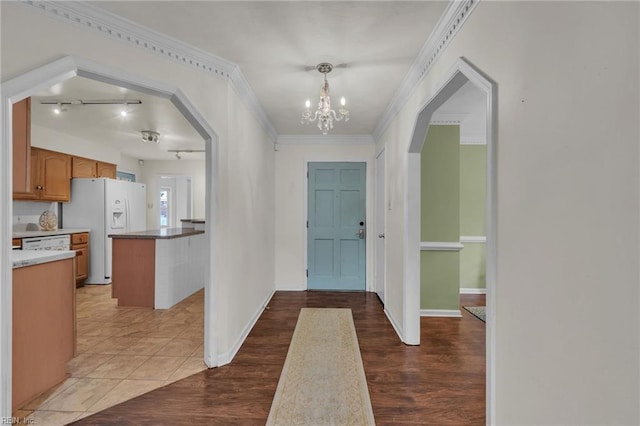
[267,308,375,426]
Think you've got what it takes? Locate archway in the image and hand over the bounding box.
[0,55,219,416]
[403,56,497,421]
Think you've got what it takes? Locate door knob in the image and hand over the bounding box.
[378,233,385,238]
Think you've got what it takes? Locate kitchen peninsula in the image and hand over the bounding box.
[110,227,206,309]
[12,250,76,412]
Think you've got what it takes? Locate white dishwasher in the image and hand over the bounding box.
[21,234,71,251]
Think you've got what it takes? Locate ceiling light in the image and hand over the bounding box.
[53,102,62,115]
[120,109,128,118]
[301,63,349,135]
[141,130,160,144]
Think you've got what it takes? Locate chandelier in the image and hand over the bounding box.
[301,63,349,135]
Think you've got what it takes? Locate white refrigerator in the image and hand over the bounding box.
[64,178,147,284]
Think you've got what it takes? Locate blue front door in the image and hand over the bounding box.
[307,162,366,290]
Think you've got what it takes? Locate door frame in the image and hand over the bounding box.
[404,57,497,422]
[0,55,219,416]
[303,157,374,291]
[374,148,386,303]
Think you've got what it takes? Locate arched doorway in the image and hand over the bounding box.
[0,55,219,416]
[403,56,497,421]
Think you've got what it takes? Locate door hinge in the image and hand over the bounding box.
[306,220,309,228]
[306,269,308,277]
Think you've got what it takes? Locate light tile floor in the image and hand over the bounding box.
[13,285,207,425]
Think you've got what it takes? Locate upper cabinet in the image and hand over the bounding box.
[28,148,71,202]
[71,156,97,178]
[72,156,117,179]
[97,161,117,179]
[12,97,118,201]
[12,98,33,198]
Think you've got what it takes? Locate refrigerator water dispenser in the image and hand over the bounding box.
[111,200,125,229]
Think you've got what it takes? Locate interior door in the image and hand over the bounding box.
[374,150,386,303]
[307,162,366,291]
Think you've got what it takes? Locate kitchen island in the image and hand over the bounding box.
[109,228,206,309]
[12,250,76,412]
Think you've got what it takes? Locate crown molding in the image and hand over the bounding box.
[18,0,277,142]
[460,136,486,145]
[430,113,467,124]
[460,235,487,243]
[276,134,375,146]
[373,0,479,142]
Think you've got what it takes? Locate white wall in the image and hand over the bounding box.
[274,141,375,290]
[378,1,639,424]
[1,0,275,377]
[214,82,275,360]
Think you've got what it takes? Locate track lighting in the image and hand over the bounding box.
[41,99,141,118]
[167,149,205,160]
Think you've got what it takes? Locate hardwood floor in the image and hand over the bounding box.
[73,292,485,425]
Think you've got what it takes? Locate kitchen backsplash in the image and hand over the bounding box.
[13,201,59,231]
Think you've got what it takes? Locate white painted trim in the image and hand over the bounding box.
[217,289,275,366]
[18,0,277,142]
[460,287,487,295]
[404,56,497,425]
[276,134,374,146]
[0,55,220,417]
[461,136,487,145]
[460,235,487,243]
[420,241,464,251]
[373,0,478,141]
[420,309,462,318]
[403,153,421,345]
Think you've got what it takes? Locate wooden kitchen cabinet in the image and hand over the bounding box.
[12,98,34,198]
[22,148,72,202]
[71,232,89,286]
[12,257,75,412]
[72,156,98,178]
[72,156,117,179]
[97,161,117,178]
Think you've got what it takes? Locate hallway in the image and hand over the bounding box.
[74,291,485,425]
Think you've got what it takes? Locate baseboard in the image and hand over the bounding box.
[420,309,462,318]
[384,307,404,342]
[217,288,275,366]
[274,283,306,291]
[460,288,487,294]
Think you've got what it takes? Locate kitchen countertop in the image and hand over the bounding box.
[12,250,76,269]
[13,228,91,239]
[109,228,205,240]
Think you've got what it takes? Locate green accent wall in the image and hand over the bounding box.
[460,145,486,235]
[420,125,460,310]
[460,145,487,290]
[420,125,460,242]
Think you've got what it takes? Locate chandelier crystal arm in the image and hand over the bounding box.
[301,63,350,135]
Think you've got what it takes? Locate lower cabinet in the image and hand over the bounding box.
[71,232,89,286]
[12,258,75,411]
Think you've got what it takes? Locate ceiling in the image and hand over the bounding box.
[29,1,479,160]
